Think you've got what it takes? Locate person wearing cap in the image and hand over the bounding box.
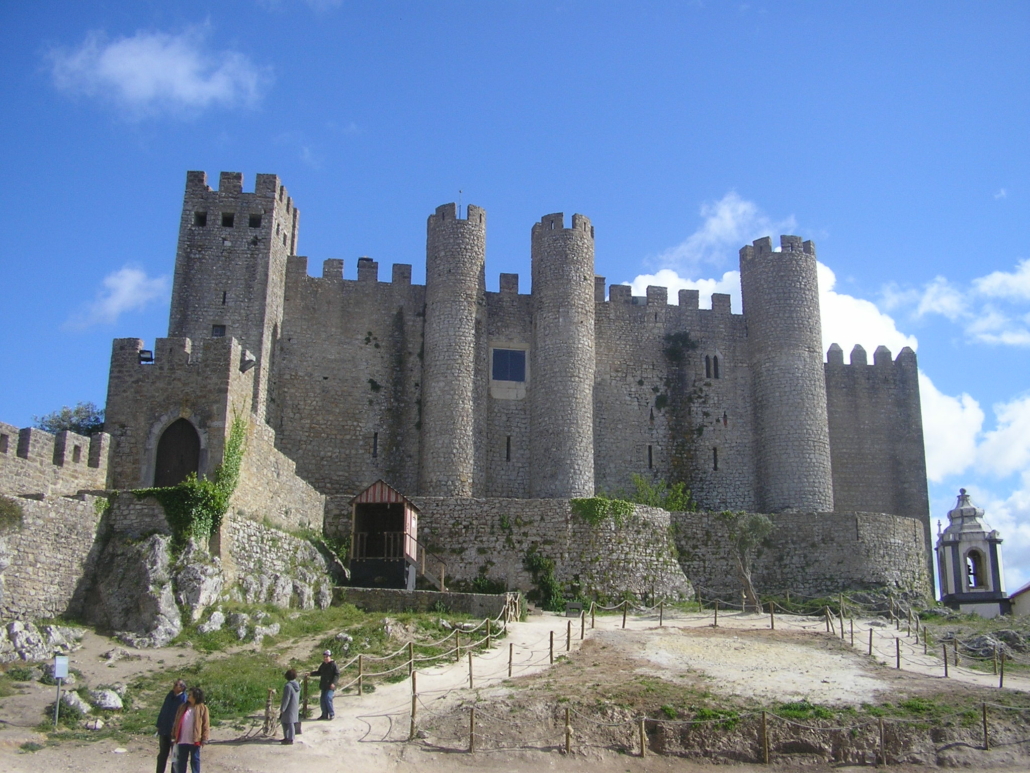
[310,650,340,720]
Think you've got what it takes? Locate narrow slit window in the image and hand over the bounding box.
[372,432,379,459]
[0,434,8,454]
[194,212,207,227]
[505,436,511,462]
[705,355,711,379]
[966,551,985,589]
[713,355,720,379]
[723,411,728,427]
[713,447,719,471]
[648,445,653,469]
[221,212,235,228]
[221,291,227,305]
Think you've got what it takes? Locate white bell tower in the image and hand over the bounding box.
[935,489,1009,618]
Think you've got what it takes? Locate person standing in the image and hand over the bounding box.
[310,649,340,720]
[172,686,210,773]
[279,669,300,744]
[156,679,187,773]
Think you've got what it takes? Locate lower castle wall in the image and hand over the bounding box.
[405,498,692,601]
[673,510,931,599]
[0,493,106,620]
[335,587,513,618]
[0,423,110,497]
[230,422,325,532]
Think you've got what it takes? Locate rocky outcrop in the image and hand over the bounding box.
[78,533,183,648]
[173,542,225,622]
[0,620,85,663]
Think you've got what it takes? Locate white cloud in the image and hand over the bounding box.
[653,192,796,273]
[994,188,1008,200]
[974,259,1030,301]
[976,393,1030,478]
[961,477,1030,591]
[918,372,984,482]
[818,262,918,357]
[64,267,169,330]
[48,27,271,117]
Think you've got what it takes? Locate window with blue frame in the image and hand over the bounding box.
[492,349,526,382]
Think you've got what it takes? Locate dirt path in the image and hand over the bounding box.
[1,608,1028,772]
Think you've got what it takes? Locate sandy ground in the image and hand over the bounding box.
[2,608,1029,772]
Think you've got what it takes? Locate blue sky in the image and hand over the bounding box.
[1,1,1027,592]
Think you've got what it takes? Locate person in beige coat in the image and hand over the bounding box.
[172,687,211,773]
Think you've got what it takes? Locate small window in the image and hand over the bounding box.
[221,212,235,228]
[212,325,226,337]
[372,432,379,459]
[648,445,653,469]
[221,291,227,305]
[249,213,262,228]
[492,349,526,382]
[194,211,207,227]
[705,355,711,379]
[713,355,720,379]
[72,445,82,463]
[713,447,719,471]
[966,551,986,589]
[506,436,511,462]
[0,433,9,454]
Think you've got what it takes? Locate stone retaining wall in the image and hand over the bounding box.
[0,423,110,497]
[673,510,931,599]
[335,587,514,618]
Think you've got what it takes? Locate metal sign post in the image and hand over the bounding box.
[53,655,69,728]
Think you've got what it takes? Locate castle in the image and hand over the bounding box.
[0,171,935,624]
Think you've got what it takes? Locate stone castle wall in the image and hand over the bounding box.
[673,510,931,600]
[0,493,106,620]
[0,423,110,496]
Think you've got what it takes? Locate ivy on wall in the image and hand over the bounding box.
[0,494,24,533]
[133,415,247,550]
[570,496,634,527]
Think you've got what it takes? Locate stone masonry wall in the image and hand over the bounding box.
[337,587,513,618]
[407,498,691,601]
[0,493,106,620]
[231,421,325,532]
[0,423,110,496]
[673,510,932,600]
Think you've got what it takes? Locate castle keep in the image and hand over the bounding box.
[0,171,934,624]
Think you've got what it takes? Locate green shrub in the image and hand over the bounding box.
[524,548,564,611]
[0,495,24,532]
[570,496,634,527]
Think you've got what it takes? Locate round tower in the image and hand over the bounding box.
[419,203,486,496]
[739,235,834,512]
[530,213,596,498]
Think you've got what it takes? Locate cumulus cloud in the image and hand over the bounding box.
[64,267,169,330]
[627,269,742,311]
[976,393,1030,478]
[818,263,918,357]
[881,258,1030,347]
[962,477,1030,591]
[918,373,985,482]
[652,192,796,273]
[48,26,271,117]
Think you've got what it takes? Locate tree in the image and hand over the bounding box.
[33,402,105,436]
[717,510,773,613]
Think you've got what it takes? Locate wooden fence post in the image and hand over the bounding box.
[659,600,664,628]
[264,688,275,735]
[943,644,949,678]
[456,630,461,662]
[983,702,989,751]
[825,608,830,633]
[408,642,414,677]
[550,630,554,664]
[953,640,959,668]
[769,602,775,630]
[358,655,364,696]
[850,619,854,647]
[508,643,513,678]
[639,717,646,757]
[581,610,585,640]
[622,600,628,629]
[468,651,474,689]
[567,620,572,652]
[565,706,572,755]
[591,602,595,629]
[714,599,719,628]
[993,647,998,675]
[761,710,769,764]
[896,638,901,669]
[409,672,417,741]
[1000,651,1006,688]
[487,619,492,649]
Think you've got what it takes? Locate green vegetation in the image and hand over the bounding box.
[663,331,699,365]
[0,494,24,532]
[33,401,105,435]
[19,741,44,753]
[717,510,773,612]
[776,700,833,720]
[131,414,247,550]
[570,495,634,527]
[524,548,565,611]
[622,474,695,512]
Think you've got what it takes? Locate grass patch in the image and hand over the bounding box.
[19,741,44,753]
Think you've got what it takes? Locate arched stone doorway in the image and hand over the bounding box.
[154,418,201,487]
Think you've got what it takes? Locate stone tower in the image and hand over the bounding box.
[529,213,596,498]
[419,203,486,496]
[167,171,298,420]
[739,236,834,512]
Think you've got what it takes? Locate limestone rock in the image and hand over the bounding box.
[4,621,48,662]
[89,688,124,710]
[252,623,280,643]
[316,581,332,610]
[173,543,225,622]
[227,612,250,641]
[84,717,105,731]
[198,610,225,634]
[61,690,92,715]
[80,534,182,649]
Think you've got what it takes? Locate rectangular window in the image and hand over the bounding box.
[648,445,653,469]
[249,213,262,228]
[212,325,226,337]
[0,434,8,454]
[194,212,207,227]
[506,436,511,462]
[372,432,379,459]
[221,212,235,228]
[492,349,526,382]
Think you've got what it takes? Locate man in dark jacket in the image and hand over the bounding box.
[155,679,187,773]
[310,649,340,720]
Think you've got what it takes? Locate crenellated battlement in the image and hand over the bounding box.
[0,421,110,496]
[532,212,594,238]
[739,234,817,262]
[429,202,485,226]
[825,344,919,369]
